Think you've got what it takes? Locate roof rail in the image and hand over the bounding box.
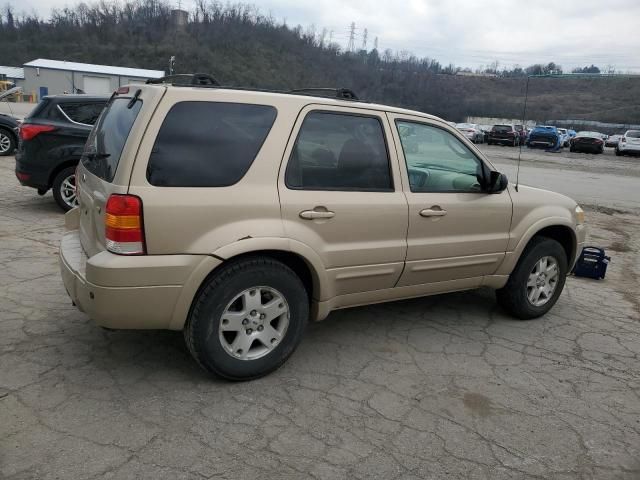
[145,75,362,101]
[146,73,220,86]
[289,88,359,100]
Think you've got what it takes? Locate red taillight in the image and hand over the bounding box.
[621,137,626,143]
[19,124,56,141]
[16,171,31,181]
[116,86,129,94]
[105,194,146,255]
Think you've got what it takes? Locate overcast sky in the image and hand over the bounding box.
[13,0,640,72]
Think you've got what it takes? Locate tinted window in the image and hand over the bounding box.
[59,102,106,125]
[397,121,484,193]
[627,130,640,138]
[82,98,142,182]
[285,112,392,191]
[493,125,512,132]
[147,102,276,187]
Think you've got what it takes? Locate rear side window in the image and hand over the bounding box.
[58,102,105,125]
[285,111,392,191]
[82,97,142,182]
[147,102,277,187]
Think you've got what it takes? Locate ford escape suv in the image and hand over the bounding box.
[60,83,586,380]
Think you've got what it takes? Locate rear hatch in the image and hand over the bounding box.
[77,85,165,257]
[491,126,512,140]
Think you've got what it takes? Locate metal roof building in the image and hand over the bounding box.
[0,66,25,90]
[22,59,165,100]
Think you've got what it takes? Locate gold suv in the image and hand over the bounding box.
[60,83,586,380]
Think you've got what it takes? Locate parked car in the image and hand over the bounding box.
[605,134,623,148]
[557,128,570,147]
[487,124,520,146]
[59,82,586,380]
[616,130,640,156]
[15,95,109,211]
[569,131,605,154]
[479,124,493,142]
[0,112,19,156]
[455,123,484,143]
[527,125,561,149]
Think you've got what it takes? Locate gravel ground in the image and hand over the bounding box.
[1,151,639,479]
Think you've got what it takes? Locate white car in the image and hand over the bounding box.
[616,130,640,156]
[557,128,570,147]
[456,123,484,143]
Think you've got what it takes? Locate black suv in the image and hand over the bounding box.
[0,112,19,156]
[16,95,108,210]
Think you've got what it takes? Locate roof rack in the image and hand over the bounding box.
[289,88,359,100]
[146,74,361,101]
[146,73,219,86]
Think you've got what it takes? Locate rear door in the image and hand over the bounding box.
[389,114,512,287]
[278,105,408,299]
[78,87,164,256]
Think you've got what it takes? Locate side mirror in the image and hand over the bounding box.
[485,171,508,193]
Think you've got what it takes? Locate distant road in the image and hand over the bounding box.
[480,145,640,211]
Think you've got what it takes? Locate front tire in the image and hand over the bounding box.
[184,256,309,380]
[496,237,568,319]
[52,166,78,212]
[0,128,16,156]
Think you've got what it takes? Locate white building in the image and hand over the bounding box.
[22,59,165,100]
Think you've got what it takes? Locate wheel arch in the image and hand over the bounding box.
[497,219,577,276]
[169,241,328,330]
[48,158,80,188]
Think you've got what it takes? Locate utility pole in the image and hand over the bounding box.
[362,28,368,50]
[347,22,356,52]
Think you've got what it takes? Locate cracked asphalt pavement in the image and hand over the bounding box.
[1,148,639,479]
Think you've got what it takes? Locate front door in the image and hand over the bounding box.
[389,114,513,287]
[278,106,408,300]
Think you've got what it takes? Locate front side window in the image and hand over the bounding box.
[397,121,485,193]
[285,111,392,191]
[147,102,277,187]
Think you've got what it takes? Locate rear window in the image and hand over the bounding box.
[147,102,277,187]
[627,130,640,138]
[59,102,106,125]
[81,97,142,182]
[493,125,511,132]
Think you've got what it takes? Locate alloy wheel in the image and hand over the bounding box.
[218,286,290,360]
[526,256,559,307]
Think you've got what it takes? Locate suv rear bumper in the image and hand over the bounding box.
[59,227,221,330]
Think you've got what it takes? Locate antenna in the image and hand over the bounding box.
[516,75,531,192]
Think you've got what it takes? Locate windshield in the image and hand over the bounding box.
[81,97,142,182]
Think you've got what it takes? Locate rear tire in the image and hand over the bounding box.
[496,237,568,320]
[52,166,78,212]
[184,256,309,380]
[0,128,16,156]
[615,148,621,156]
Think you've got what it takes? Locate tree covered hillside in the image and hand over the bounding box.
[1,0,639,123]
